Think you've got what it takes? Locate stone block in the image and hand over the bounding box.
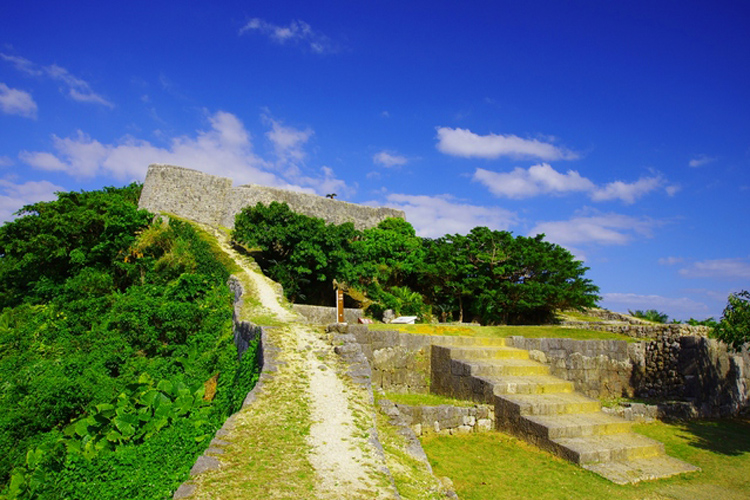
[476,418,493,432]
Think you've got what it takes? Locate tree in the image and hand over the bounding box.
[421,228,599,325]
[628,309,669,323]
[713,290,750,351]
[232,201,356,304]
[0,183,151,308]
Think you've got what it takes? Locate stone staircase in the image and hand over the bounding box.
[431,338,699,484]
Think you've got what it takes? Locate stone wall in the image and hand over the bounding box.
[505,337,635,399]
[339,325,434,393]
[139,164,404,230]
[330,324,750,419]
[292,304,363,325]
[572,323,711,339]
[632,333,750,418]
[228,276,263,360]
[380,400,494,436]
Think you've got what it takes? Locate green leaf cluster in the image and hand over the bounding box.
[0,185,260,498]
[713,290,750,351]
[232,202,600,325]
[628,309,670,323]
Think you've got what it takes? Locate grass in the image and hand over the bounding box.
[556,310,605,322]
[421,418,750,500]
[374,399,448,500]
[382,392,480,408]
[369,323,634,342]
[188,326,318,500]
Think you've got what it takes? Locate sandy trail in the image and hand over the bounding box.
[213,230,396,499]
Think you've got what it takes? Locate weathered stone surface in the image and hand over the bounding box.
[173,483,196,499]
[293,304,363,324]
[139,164,404,230]
[189,456,221,476]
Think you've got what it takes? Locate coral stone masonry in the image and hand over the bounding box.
[138,164,405,230]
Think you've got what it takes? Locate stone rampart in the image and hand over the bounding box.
[139,164,405,230]
[292,304,363,325]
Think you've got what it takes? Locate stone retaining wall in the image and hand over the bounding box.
[571,323,711,339]
[334,325,434,393]
[331,324,750,419]
[292,304,363,325]
[228,276,263,360]
[504,337,635,399]
[139,164,404,230]
[632,333,750,418]
[383,401,494,436]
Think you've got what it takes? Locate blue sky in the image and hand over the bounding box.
[1,1,748,320]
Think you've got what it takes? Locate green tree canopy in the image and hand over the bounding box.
[713,290,750,351]
[232,202,600,324]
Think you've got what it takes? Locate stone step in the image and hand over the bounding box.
[497,392,601,417]
[522,412,633,439]
[490,374,575,395]
[582,455,701,485]
[442,336,508,347]
[447,346,529,361]
[469,359,550,377]
[552,433,664,464]
[432,336,699,484]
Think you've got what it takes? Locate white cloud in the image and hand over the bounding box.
[474,163,667,204]
[600,292,709,318]
[265,117,313,168]
[0,179,64,222]
[0,83,37,118]
[17,110,351,197]
[591,175,664,204]
[473,163,594,198]
[529,212,661,247]
[297,166,354,199]
[1,53,113,107]
[380,193,517,238]
[658,256,684,266]
[0,156,13,167]
[19,110,275,184]
[239,18,337,54]
[679,258,750,279]
[436,127,579,161]
[689,155,716,168]
[665,184,681,196]
[373,151,408,168]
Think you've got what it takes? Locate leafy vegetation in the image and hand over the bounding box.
[713,290,750,351]
[233,202,599,325]
[628,309,670,323]
[0,186,260,499]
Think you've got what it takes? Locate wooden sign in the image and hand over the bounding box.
[336,288,345,323]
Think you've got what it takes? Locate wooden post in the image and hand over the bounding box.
[336,288,345,323]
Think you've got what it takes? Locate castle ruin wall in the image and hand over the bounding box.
[139,164,405,230]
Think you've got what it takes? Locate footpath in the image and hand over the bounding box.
[174,232,422,500]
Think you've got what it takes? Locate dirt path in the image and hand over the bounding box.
[194,230,397,499]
